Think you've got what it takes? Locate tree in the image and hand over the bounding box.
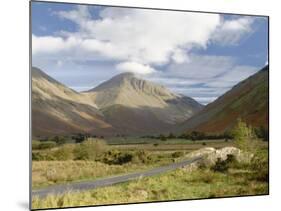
[232,118,257,152]
[159,134,167,141]
[167,132,175,139]
[254,126,269,141]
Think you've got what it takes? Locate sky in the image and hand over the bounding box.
[31,2,268,105]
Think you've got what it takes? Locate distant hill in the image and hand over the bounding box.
[32,67,202,137]
[178,65,269,134]
[32,67,114,137]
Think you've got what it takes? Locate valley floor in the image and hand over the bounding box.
[31,139,268,210]
[32,164,268,209]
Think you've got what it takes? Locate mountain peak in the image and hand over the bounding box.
[88,72,139,92]
[116,72,135,78]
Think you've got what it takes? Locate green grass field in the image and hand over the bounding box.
[32,137,268,209]
[32,150,268,209]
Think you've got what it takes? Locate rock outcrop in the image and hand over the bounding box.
[183,147,253,172]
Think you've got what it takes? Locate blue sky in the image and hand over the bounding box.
[32,2,268,105]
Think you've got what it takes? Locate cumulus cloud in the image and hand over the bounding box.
[32,35,73,54]
[32,5,262,104]
[33,6,222,74]
[116,62,156,75]
[212,16,256,45]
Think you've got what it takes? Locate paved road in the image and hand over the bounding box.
[32,156,202,198]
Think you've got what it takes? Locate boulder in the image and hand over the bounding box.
[183,146,252,172]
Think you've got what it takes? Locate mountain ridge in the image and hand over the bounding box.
[32,67,203,137]
[177,65,269,134]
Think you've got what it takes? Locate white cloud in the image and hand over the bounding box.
[212,16,256,45]
[33,6,222,75]
[32,35,79,55]
[116,62,156,75]
[56,5,91,25]
[32,5,261,104]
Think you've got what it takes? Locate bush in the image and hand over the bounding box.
[38,141,57,150]
[190,131,205,140]
[211,154,236,173]
[72,133,89,143]
[232,118,257,152]
[134,150,150,164]
[102,150,150,165]
[51,136,67,145]
[254,126,269,141]
[52,145,73,160]
[172,151,184,158]
[74,138,107,160]
[114,153,133,164]
[103,150,133,165]
[32,140,41,150]
[250,152,269,182]
[167,133,175,139]
[32,152,56,161]
[159,134,167,141]
[32,152,44,161]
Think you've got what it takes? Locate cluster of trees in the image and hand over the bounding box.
[142,125,268,142]
[37,133,106,145]
[142,131,233,141]
[71,133,105,143]
[32,138,107,161]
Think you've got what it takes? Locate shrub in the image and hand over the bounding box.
[254,126,269,141]
[32,152,44,161]
[159,134,167,141]
[211,154,236,173]
[38,141,57,150]
[51,136,67,145]
[114,152,133,164]
[250,152,269,182]
[134,150,150,164]
[102,150,140,165]
[32,140,41,150]
[167,133,175,139]
[74,138,107,160]
[232,118,257,152]
[52,145,73,161]
[72,133,89,143]
[172,151,184,158]
[190,131,205,140]
[32,152,56,161]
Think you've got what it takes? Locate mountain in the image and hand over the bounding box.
[32,67,202,137]
[178,65,269,134]
[83,72,203,134]
[32,67,114,137]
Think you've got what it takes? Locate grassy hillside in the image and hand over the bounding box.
[179,66,269,133]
